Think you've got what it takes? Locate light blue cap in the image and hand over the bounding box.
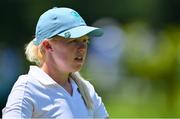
[33,7,103,45]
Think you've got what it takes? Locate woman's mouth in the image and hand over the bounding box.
[74,56,83,63]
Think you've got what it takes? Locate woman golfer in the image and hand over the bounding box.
[2,7,109,118]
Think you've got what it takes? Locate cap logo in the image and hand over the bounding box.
[64,32,71,38]
[70,11,84,23]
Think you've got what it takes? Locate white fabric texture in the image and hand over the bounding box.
[2,66,108,119]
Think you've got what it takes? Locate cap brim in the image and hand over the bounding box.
[57,26,103,38]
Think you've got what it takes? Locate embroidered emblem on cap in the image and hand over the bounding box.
[64,32,71,38]
[70,11,84,23]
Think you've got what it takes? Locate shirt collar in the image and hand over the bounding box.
[70,78,79,93]
[28,65,57,85]
[28,65,79,92]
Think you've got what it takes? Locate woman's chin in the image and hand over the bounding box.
[73,64,83,72]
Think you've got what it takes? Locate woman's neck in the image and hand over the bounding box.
[41,63,72,95]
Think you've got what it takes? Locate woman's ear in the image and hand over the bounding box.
[42,40,53,51]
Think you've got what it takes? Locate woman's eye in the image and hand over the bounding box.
[83,39,89,44]
[67,38,89,44]
[68,40,76,44]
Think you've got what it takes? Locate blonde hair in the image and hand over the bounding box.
[25,38,93,110]
[25,39,44,66]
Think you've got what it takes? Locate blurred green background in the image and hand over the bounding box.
[0,0,180,118]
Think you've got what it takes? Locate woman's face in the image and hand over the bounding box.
[46,35,89,73]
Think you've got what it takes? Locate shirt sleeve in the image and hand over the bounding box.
[84,80,109,118]
[2,75,34,119]
[93,92,109,118]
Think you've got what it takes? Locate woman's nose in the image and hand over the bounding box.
[77,42,87,53]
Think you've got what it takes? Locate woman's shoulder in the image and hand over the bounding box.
[80,79,96,96]
[5,74,35,104]
[13,74,30,88]
[13,74,36,87]
[10,74,39,95]
[81,79,94,88]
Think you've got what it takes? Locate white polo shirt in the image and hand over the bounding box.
[2,66,109,119]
